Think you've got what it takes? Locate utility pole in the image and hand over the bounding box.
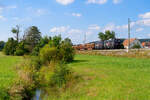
[127,18,130,53]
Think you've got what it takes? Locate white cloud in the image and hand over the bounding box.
[50,26,84,44]
[142,19,150,26]
[50,26,70,33]
[103,23,116,31]
[72,13,82,17]
[87,0,107,4]
[26,7,48,17]
[137,12,150,26]
[88,24,101,30]
[0,7,4,13]
[139,12,150,19]
[49,11,150,44]
[116,24,128,30]
[50,26,82,35]
[68,29,82,34]
[147,34,150,37]
[6,5,17,9]
[113,0,122,4]
[0,15,6,21]
[136,28,144,32]
[0,5,16,21]
[134,19,150,26]
[56,0,74,5]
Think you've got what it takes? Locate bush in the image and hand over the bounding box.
[14,41,29,56]
[132,44,141,49]
[15,49,25,56]
[0,41,5,51]
[3,38,18,55]
[50,35,62,47]
[9,59,37,100]
[31,45,40,56]
[40,38,75,64]
[32,36,51,56]
[40,45,58,64]
[60,38,75,62]
[51,63,72,87]
[38,62,73,88]
[0,88,10,100]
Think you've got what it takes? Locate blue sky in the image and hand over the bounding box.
[0,0,150,44]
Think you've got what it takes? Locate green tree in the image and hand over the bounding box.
[3,38,18,55]
[60,38,75,62]
[32,36,51,56]
[15,41,29,56]
[49,35,62,47]
[11,25,20,42]
[0,41,5,51]
[132,44,141,49]
[24,26,41,52]
[40,45,58,64]
[98,30,115,41]
[98,32,107,41]
[105,30,115,40]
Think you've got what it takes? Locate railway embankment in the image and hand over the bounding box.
[77,49,150,58]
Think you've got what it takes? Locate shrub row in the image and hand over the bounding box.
[6,36,76,99]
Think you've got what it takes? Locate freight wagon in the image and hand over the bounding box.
[73,39,124,50]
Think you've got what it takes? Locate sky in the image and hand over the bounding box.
[0,0,150,44]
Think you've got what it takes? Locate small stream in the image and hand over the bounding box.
[32,89,42,100]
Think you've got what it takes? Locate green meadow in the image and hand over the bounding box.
[49,55,150,100]
[1,52,150,100]
[0,52,22,91]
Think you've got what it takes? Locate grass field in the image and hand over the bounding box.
[55,55,150,100]
[0,52,22,91]
[1,52,150,100]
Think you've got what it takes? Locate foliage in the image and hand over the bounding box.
[24,26,41,52]
[11,25,20,42]
[1,34,75,99]
[40,36,75,63]
[40,45,58,64]
[49,35,62,48]
[38,62,73,87]
[98,32,107,41]
[3,38,18,55]
[0,41,5,51]
[51,63,72,87]
[132,44,141,49]
[0,88,10,100]
[30,56,42,70]
[98,30,115,41]
[15,41,29,56]
[9,59,37,100]
[60,38,75,62]
[15,49,25,56]
[32,36,51,56]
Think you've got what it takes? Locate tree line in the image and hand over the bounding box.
[0,25,76,100]
[0,25,75,63]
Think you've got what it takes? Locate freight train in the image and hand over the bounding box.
[73,39,125,50]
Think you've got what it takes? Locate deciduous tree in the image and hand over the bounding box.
[11,25,20,42]
[24,26,41,52]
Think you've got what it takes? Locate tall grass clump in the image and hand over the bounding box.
[8,58,37,100]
